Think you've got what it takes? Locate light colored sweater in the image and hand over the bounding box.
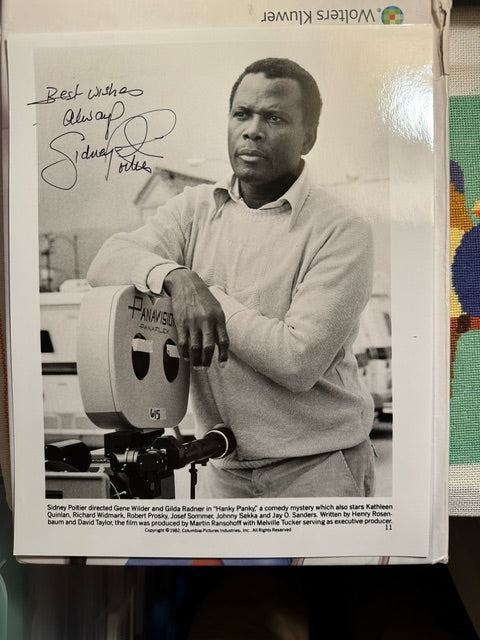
[88,170,374,466]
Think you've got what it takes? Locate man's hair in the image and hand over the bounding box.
[229,58,322,130]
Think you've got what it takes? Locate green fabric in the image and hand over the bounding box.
[450,96,480,217]
[450,332,480,464]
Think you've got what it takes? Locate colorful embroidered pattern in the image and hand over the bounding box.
[450,97,480,465]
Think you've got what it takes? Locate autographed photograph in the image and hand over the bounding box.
[4,0,450,560]
[7,20,440,558]
[30,29,402,503]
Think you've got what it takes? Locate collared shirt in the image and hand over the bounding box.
[146,166,310,293]
[212,163,310,230]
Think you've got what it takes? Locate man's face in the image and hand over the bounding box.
[228,73,316,187]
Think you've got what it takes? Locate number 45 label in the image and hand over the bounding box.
[149,407,166,421]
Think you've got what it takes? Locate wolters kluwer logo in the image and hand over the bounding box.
[381,6,404,24]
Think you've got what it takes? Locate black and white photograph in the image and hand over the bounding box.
[37,33,392,501]
[7,19,444,559]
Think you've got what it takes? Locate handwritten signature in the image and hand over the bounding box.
[41,107,177,190]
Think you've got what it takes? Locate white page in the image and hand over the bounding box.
[5,2,448,562]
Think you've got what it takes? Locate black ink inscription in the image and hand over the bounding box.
[41,131,85,191]
[27,84,83,105]
[87,83,144,100]
[29,82,143,106]
[41,109,177,190]
[62,100,126,140]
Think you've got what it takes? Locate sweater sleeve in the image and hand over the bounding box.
[210,216,373,393]
[87,190,191,291]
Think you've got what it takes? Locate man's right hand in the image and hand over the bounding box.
[163,269,229,369]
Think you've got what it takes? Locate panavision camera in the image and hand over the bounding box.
[45,285,235,499]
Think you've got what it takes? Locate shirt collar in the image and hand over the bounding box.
[213,164,310,230]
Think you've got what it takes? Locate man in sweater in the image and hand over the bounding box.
[88,57,375,498]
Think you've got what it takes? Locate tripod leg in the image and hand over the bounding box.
[189,463,198,499]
